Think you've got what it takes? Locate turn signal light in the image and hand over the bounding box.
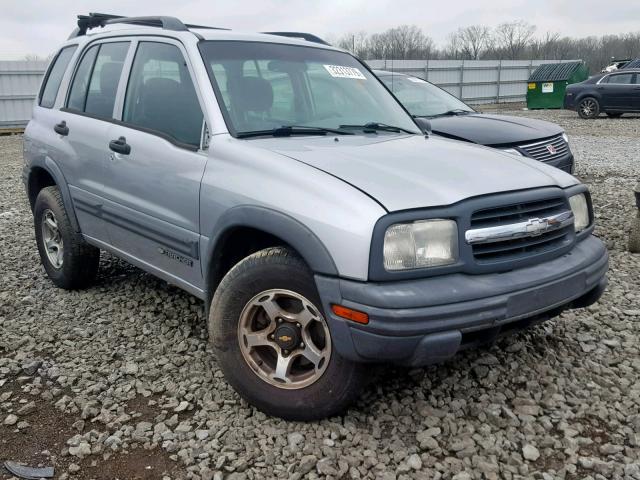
[331,304,369,324]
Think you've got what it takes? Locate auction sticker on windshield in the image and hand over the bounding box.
[323,65,366,80]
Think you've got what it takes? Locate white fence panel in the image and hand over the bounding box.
[368,59,580,104]
[0,60,48,128]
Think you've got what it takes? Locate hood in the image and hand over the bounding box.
[250,134,577,212]
[429,113,564,146]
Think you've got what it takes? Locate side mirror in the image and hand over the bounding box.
[414,117,432,136]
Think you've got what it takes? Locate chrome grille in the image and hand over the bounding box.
[518,135,568,162]
[468,196,573,263]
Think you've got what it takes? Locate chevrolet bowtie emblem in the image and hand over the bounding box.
[525,218,553,236]
[279,335,292,342]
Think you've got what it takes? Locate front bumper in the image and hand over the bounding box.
[316,235,608,367]
[564,94,577,111]
[544,152,574,174]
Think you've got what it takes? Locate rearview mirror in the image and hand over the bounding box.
[414,117,432,136]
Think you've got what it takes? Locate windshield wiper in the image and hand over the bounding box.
[237,125,353,139]
[419,109,473,118]
[339,122,416,134]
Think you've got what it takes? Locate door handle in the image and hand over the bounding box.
[54,121,69,136]
[108,136,131,155]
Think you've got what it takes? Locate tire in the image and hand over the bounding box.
[577,97,600,119]
[209,247,367,420]
[606,112,623,118]
[34,186,100,289]
[629,213,640,254]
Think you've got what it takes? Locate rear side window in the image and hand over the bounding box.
[606,74,634,85]
[39,46,77,108]
[123,42,203,147]
[67,42,130,118]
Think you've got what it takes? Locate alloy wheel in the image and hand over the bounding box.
[580,99,597,117]
[237,289,331,389]
[41,209,64,269]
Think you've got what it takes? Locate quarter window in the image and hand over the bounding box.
[123,42,204,147]
[67,42,129,118]
[39,46,77,108]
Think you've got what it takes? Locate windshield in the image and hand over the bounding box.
[379,74,475,117]
[199,41,419,136]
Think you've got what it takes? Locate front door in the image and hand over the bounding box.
[100,40,207,291]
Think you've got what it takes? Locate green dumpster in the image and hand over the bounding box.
[526,62,589,109]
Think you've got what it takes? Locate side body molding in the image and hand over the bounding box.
[202,205,339,298]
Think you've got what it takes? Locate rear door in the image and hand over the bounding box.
[99,39,207,291]
[58,40,131,241]
[599,72,636,110]
[633,74,640,110]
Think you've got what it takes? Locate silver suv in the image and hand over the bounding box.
[23,13,608,420]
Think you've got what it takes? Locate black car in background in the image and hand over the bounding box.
[564,69,640,119]
[375,70,574,173]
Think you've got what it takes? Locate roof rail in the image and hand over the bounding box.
[73,13,189,37]
[263,32,330,46]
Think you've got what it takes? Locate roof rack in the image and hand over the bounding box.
[71,12,229,38]
[262,32,330,46]
[69,13,328,46]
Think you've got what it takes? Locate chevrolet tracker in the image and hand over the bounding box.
[23,13,608,420]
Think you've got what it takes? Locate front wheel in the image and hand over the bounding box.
[209,247,366,420]
[578,97,600,119]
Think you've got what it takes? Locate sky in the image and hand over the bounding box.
[1,0,639,60]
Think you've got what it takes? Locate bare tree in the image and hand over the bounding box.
[531,31,561,59]
[336,31,370,58]
[23,53,54,62]
[452,25,493,60]
[494,20,536,59]
[386,25,434,59]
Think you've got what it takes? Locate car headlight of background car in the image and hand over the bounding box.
[383,219,458,271]
[569,193,590,232]
[562,132,569,144]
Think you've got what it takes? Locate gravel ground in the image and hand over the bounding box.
[1,110,639,480]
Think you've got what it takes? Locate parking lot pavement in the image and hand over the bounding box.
[1,111,639,479]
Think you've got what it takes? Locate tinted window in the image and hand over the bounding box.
[607,74,634,85]
[67,42,129,117]
[123,42,203,147]
[67,45,99,111]
[40,46,77,108]
[85,43,129,117]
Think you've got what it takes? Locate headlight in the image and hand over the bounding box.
[501,148,523,156]
[383,219,458,271]
[562,132,569,143]
[569,193,590,232]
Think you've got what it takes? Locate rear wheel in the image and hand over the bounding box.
[209,247,366,420]
[578,97,600,119]
[606,112,623,118]
[34,186,100,289]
